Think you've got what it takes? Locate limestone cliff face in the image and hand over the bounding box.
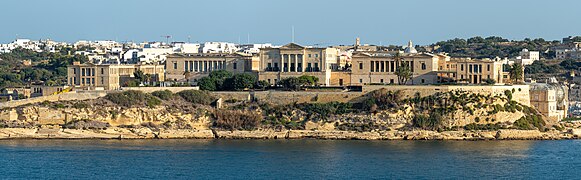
[1,106,212,130]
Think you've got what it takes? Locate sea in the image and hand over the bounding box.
[0,139,578,179]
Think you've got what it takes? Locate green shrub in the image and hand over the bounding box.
[412,112,444,130]
[72,102,89,109]
[513,115,545,130]
[53,103,66,109]
[214,110,263,130]
[177,90,214,105]
[151,90,173,100]
[464,123,501,130]
[105,90,161,107]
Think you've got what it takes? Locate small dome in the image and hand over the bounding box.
[404,40,417,54]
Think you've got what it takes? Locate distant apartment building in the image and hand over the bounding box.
[67,62,165,90]
[256,43,338,86]
[165,53,252,82]
[530,83,568,122]
[555,42,581,59]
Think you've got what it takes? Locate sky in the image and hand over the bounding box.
[1,0,580,46]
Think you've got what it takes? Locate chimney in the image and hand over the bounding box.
[355,37,360,47]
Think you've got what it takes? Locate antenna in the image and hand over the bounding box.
[291,26,295,43]
[161,35,171,44]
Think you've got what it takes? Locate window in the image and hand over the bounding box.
[479,65,482,73]
[308,54,312,58]
[173,62,177,69]
[82,68,86,76]
[469,65,473,73]
[371,61,375,72]
[461,64,464,71]
[101,68,104,74]
[73,68,77,75]
[359,62,363,69]
[91,78,95,85]
[100,77,104,84]
[314,63,319,71]
[421,63,426,70]
[380,79,384,83]
[297,63,302,72]
[359,79,363,83]
[233,62,237,69]
[487,64,490,71]
[390,79,394,84]
[421,79,425,83]
[315,54,318,58]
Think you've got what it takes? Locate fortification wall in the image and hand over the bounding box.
[363,85,530,106]
[120,87,199,93]
[211,91,366,105]
[1,85,531,108]
[0,91,108,109]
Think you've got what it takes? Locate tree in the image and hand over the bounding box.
[143,74,152,85]
[255,80,270,90]
[230,73,256,90]
[484,78,496,85]
[509,63,524,84]
[209,70,233,90]
[279,77,303,91]
[197,77,216,91]
[394,53,412,85]
[560,59,580,70]
[298,75,319,86]
[133,70,145,82]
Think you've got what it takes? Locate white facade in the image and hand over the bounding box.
[201,42,238,53]
[237,43,272,54]
[515,49,540,65]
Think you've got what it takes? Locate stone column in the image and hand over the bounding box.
[294,54,298,72]
[301,54,305,72]
[280,54,284,72]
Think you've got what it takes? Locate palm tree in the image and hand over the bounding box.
[394,52,412,85]
[509,63,524,84]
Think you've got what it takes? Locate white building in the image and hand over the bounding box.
[515,49,540,65]
[237,43,272,54]
[172,42,201,54]
[201,42,238,53]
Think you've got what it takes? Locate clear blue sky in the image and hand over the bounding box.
[1,0,580,46]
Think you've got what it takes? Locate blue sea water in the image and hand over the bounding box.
[0,139,579,179]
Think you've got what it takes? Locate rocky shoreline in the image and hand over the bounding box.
[1,128,581,140]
